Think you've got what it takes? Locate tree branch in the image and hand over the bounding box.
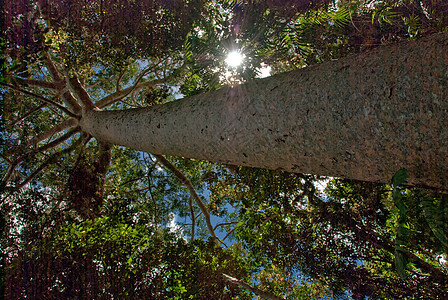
[27,118,79,147]
[66,75,96,110]
[43,52,82,113]
[60,89,83,115]
[2,129,79,184]
[222,224,240,242]
[221,273,285,300]
[95,62,186,109]
[189,196,195,239]
[2,160,19,185]
[214,221,239,231]
[9,137,83,190]
[33,128,80,153]
[153,154,219,241]
[4,118,78,161]
[6,91,81,128]
[116,70,126,91]
[9,77,57,89]
[0,82,78,118]
[96,77,161,109]
[7,104,46,129]
[44,52,62,81]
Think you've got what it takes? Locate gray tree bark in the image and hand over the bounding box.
[81,32,448,189]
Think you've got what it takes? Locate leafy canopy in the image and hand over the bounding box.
[1,0,448,298]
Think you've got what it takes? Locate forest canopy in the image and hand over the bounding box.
[1,0,448,299]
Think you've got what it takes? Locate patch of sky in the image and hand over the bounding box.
[256,63,271,78]
[167,186,240,244]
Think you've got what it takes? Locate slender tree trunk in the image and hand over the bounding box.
[81,32,448,189]
[67,141,111,219]
[221,273,285,300]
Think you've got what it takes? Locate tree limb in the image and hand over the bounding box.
[9,137,83,190]
[214,221,239,231]
[9,77,57,89]
[27,118,79,147]
[116,70,126,91]
[222,224,240,242]
[44,52,62,81]
[221,273,285,300]
[2,160,20,185]
[152,154,219,241]
[95,62,186,109]
[0,82,78,118]
[4,118,78,161]
[66,75,96,110]
[33,128,80,153]
[43,52,82,113]
[7,104,46,129]
[96,76,162,109]
[2,129,79,184]
[189,196,195,239]
[60,90,82,115]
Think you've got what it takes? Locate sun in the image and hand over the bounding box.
[225,51,244,68]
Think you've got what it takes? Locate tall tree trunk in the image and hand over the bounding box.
[81,32,448,189]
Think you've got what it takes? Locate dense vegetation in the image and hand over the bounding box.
[1,0,447,298]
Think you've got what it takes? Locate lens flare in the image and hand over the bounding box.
[225,51,243,67]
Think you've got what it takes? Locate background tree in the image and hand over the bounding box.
[210,168,447,298]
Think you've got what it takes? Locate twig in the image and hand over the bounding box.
[189,196,195,239]
[143,153,159,225]
[117,177,144,187]
[349,8,360,32]
[147,179,158,225]
[7,104,46,129]
[214,221,239,231]
[222,224,240,242]
[153,154,219,241]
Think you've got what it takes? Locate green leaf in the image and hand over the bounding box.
[394,250,408,279]
[391,168,408,186]
[183,33,193,61]
[422,196,448,248]
[392,189,407,221]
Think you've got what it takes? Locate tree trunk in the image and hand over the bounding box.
[81,32,448,189]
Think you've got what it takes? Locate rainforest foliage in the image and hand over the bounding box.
[1,0,448,298]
